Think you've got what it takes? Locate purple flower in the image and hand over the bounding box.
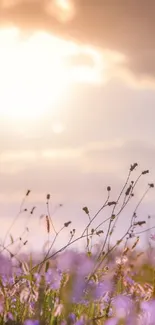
[72,274,86,303]
[30,301,35,310]
[45,268,61,290]
[74,319,85,325]
[24,320,40,325]
[125,315,137,325]
[5,312,14,321]
[105,318,118,325]
[95,280,113,300]
[34,273,41,285]
[112,295,133,319]
[76,254,94,277]
[140,299,155,324]
[7,276,14,285]
[68,313,76,323]
[1,275,7,286]
[14,267,22,276]
[57,251,76,272]
[125,276,135,286]
[0,255,12,275]
[57,251,94,277]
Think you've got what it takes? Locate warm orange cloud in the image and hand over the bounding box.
[0,0,155,82]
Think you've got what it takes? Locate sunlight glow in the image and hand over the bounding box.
[52,122,65,134]
[0,27,106,121]
[46,0,75,22]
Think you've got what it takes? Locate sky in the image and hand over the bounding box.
[0,0,155,256]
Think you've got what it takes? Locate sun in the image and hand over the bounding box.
[0,28,69,120]
[0,27,105,121]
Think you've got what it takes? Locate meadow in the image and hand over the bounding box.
[0,162,155,325]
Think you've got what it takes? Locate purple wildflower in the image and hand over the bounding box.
[68,313,76,323]
[125,276,135,286]
[74,317,86,325]
[5,312,14,322]
[72,274,86,303]
[76,254,94,277]
[24,320,40,325]
[57,251,76,272]
[1,275,7,286]
[105,318,118,325]
[45,268,61,290]
[95,280,113,300]
[34,273,41,285]
[112,295,133,319]
[140,299,155,324]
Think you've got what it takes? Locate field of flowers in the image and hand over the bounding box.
[0,163,155,325]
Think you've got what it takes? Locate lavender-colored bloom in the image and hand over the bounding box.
[68,313,76,323]
[14,267,22,276]
[72,274,86,303]
[24,320,40,325]
[108,307,113,317]
[7,276,14,285]
[74,317,86,325]
[30,301,35,310]
[112,295,133,319]
[74,321,85,325]
[80,299,89,306]
[45,268,61,290]
[1,275,7,286]
[76,254,94,277]
[45,268,52,284]
[5,312,14,321]
[34,273,41,285]
[140,299,155,325]
[95,280,113,300]
[84,279,96,299]
[126,315,138,325]
[105,318,118,325]
[57,251,76,272]
[57,251,94,277]
[125,276,135,286]
[11,300,16,309]
[0,255,12,275]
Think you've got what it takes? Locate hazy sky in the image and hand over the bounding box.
[0,0,155,255]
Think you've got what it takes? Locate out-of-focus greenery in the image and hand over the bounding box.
[0,162,154,324]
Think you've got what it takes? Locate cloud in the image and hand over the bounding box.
[0,0,155,81]
[0,80,155,154]
[84,139,155,174]
[0,139,155,196]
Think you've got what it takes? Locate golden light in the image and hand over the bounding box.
[52,122,65,134]
[45,0,75,22]
[0,27,106,122]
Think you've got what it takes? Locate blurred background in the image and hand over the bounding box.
[0,0,155,254]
